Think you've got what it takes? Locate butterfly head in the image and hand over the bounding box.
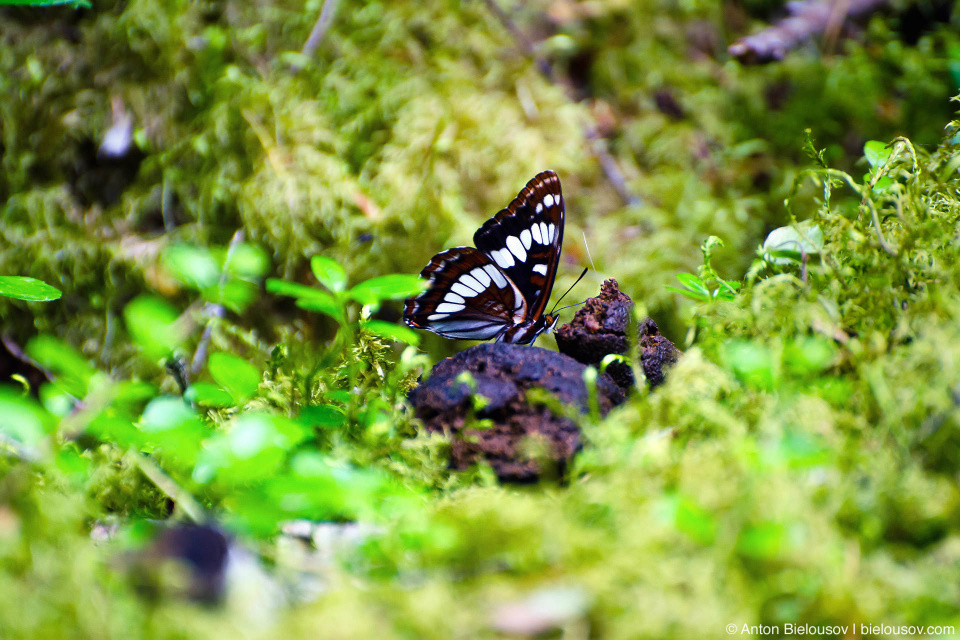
[498,312,560,345]
[543,313,560,335]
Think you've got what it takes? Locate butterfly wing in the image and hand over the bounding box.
[403,247,527,341]
[472,170,564,322]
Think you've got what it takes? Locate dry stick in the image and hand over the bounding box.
[728,0,888,64]
[134,453,206,524]
[191,230,245,376]
[292,0,342,72]
[585,127,643,207]
[1,334,52,382]
[823,0,853,54]
[481,0,643,208]
[480,0,553,77]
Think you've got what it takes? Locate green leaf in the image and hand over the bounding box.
[347,274,427,305]
[39,382,77,417]
[140,396,198,432]
[311,256,348,293]
[0,385,54,451]
[762,221,823,265]
[362,320,421,346]
[724,340,776,390]
[123,296,185,359]
[185,382,235,407]
[0,276,61,301]
[223,243,271,280]
[665,272,710,301]
[193,413,308,484]
[136,396,206,464]
[267,278,342,320]
[863,172,894,191]
[863,140,892,169]
[208,353,260,402]
[202,279,258,313]
[298,404,346,429]
[26,336,94,398]
[656,494,716,545]
[784,337,837,376]
[664,286,706,301]
[55,447,91,476]
[675,273,708,295]
[736,521,787,559]
[295,296,342,322]
[266,278,324,299]
[163,245,221,290]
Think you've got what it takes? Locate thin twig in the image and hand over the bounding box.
[585,127,643,207]
[190,306,226,376]
[191,230,244,375]
[480,0,552,77]
[161,178,176,232]
[133,452,206,524]
[292,0,341,72]
[481,0,643,208]
[864,198,896,256]
[1,334,53,382]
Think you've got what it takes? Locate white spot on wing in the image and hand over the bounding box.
[520,229,532,249]
[427,313,448,321]
[531,223,542,244]
[536,203,543,214]
[485,265,508,288]
[506,236,526,262]
[444,292,464,304]
[493,248,514,269]
[436,302,465,313]
[450,283,477,298]
[543,194,555,207]
[460,274,484,293]
[471,268,491,288]
[539,222,549,243]
[548,223,556,242]
[532,264,548,275]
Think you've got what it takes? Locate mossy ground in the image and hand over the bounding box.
[3,0,960,638]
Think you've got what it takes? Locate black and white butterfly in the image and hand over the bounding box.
[404,170,565,346]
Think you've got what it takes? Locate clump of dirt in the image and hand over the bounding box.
[554,278,635,389]
[636,317,682,387]
[554,278,680,390]
[409,343,624,482]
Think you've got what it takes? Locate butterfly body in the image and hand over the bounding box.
[404,171,565,346]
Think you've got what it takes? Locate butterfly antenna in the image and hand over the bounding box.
[582,231,597,272]
[550,267,589,315]
[553,300,587,314]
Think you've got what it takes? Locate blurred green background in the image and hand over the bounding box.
[3,0,960,638]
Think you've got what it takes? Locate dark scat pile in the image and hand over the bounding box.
[554,278,634,390]
[409,280,681,481]
[409,343,625,481]
[555,278,681,390]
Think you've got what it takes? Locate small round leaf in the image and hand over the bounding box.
[209,353,261,402]
[311,256,348,293]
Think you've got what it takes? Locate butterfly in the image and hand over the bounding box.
[404,170,565,346]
